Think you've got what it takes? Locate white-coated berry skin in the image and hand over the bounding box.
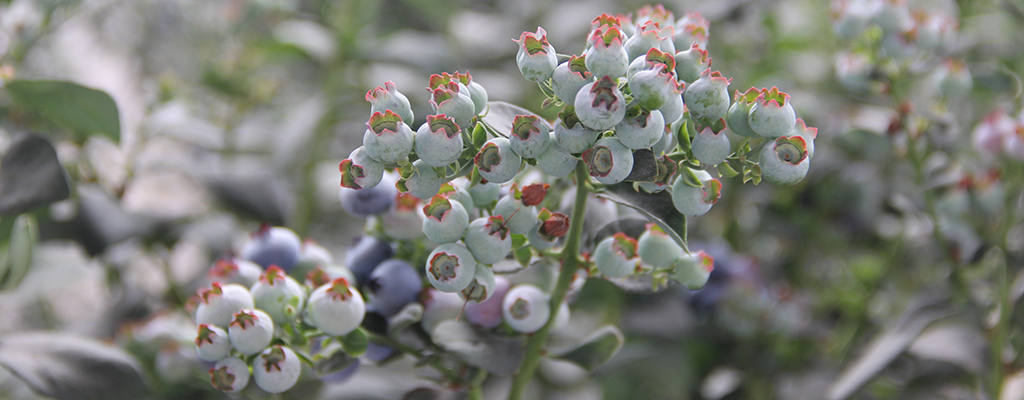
[670,170,719,217]
[250,267,306,324]
[464,217,512,265]
[759,136,810,186]
[582,137,633,185]
[460,263,496,303]
[536,131,578,177]
[593,235,640,278]
[675,250,714,289]
[253,345,302,394]
[575,77,627,131]
[307,279,366,336]
[195,283,255,328]
[422,196,470,244]
[195,324,231,362]
[464,277,511,329]
[684,69,731,123]
[405,159,445,200]
[426,243,478,292]
[209,356,250,393]
[615,109,665,150]
[415,115,464,168]
[637,225,683,270]
[493,195,539,236]
[691,127,730,166]
[475,138,522,184]
[503,284,551,334]
[228,309,274,356]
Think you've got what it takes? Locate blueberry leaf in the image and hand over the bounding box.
[340,328,369,357]
[624,149,657,182]
[7,80,120,141]
[430,320,525,375]
[549,325,624,371]
[2,214,36,290]
[0,332,148,400]
[0,133,71,216]
[387,302,423,337]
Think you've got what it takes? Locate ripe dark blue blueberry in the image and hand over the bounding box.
[366,259,422,317]
[345,236,395,285]
[241,225,302,272]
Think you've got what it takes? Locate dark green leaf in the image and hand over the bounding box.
[679,166,703,188]
[7,80,120,141]
[481,101,550,138]
[511,234,528,249]
[718,162,740,178]
[624,149,658,182]
[0,332,148,400]
[551,325,624,371]
[514,246,532,267]
[0,134,70,216]
[597,185,689,254]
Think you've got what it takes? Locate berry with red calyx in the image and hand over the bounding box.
[415,114,464,168]
[593,233,641,278]
[629,61,681,111]
[748,87,796,138]
[637,223,683,270]
[510,115,552,159]
[615,107,666,150]
[363,110,414,165]
[670,169,721,217]
[366,81,414,125]
[426,243,478,292]
[554,108,601,154]
[460,263,496,303]
[339,146,384,190]
[624,21,676,62]
[464,276,510,328]
[502,284,551,334]
[575,76,627,131]
[209,356,249,392]
[422,195,470,244]
[195,282,255,328]
[527,209,570,250]
[427,76,476,128]
[399,159,444,200]
[675,250,714,289]
[474,138,522,184]
[673,43,711,84]
[552,55,594,105]
[725,88,761,138]
[514,27,558,83]
[584,26,628,79]
[493,185,540,235]
[684,69,731,124]
[691,120,730,166]
[582,137,633,184]
[465,216,513,265]
[759,135,811,186]
[227,309,274,355]
[195,324,230,362]
[209,258,262,288]
[250,266,306,324]
[253,345,301,393]
[307,278,366,336]
[673,11,710,50]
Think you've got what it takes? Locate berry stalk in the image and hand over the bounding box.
[507,163,590,400]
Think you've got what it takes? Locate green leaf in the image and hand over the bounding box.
[550,325,624,371]
[679,166,704,188]
[511,234,528,249]
[596,186,689,255]
[430,320,525,375]
[514,246,532,267]
[7,80,120,141]
[3,214,36,290]
[718,162,740,178]
[339,328,368,357]
[472,123,487,148]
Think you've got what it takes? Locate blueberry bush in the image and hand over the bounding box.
[0,0,1021,399]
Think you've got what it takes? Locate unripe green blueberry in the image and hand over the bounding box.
[651,124,677,156]
[415,114,464,168]
[441,181,475,213]
[725,88,760,138]
[758,135,810,186]
[381,193,425,240]
[402,160,444,200]
[426,242,478,292]
[502,284,551,334]
[584,26,629,79]
[582,137,633,184]
[554,109,601,154]
[460,263,496,303]
[748,87,796,138]
[307,278,366,336]
[515,28,558,83]
[228,309,274,356]
[422,195,470,244]
[660,91,684,125]
[448,71,488,115]
[637,223,683,270]
[253,345,301,394]
[673,11,710,51]
[536,131,578,177]
[467,181,501,206]
[628,61,681,111]
[594,233,641,278]
[683,69,731,123]
[624,21,675,62]
[465,216,512,265]
[339,146,384,190]
[670,169,721,217]
[615,108,665,150]
[209,356,250,392]
[195,324,231,362]
[195,282,255,328]
[691,125,730,166]
[510,115,552,159]
[575,76,627,131]
[363,110,414,165]
[673,43,711,84]
[494,191,539,235]
[474,138,522,184]
[428,77,476,128]
[250,266,306,324]
[552,55,594,105]
[674,250,714,289]
[366,81,414,124]
[791,118,817,159]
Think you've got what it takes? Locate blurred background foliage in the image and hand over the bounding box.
[0,0,1020,399]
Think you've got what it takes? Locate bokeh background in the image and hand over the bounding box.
[0,0,1021,399]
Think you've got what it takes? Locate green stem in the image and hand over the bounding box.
[468,369,488,400]
[507,163,590,400]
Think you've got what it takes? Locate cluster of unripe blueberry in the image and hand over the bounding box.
[832,0,971,99]
[193,225,365,393]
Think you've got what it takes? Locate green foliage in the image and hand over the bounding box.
[6,80,119,142]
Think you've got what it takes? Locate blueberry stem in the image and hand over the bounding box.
[507,163,590,400]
